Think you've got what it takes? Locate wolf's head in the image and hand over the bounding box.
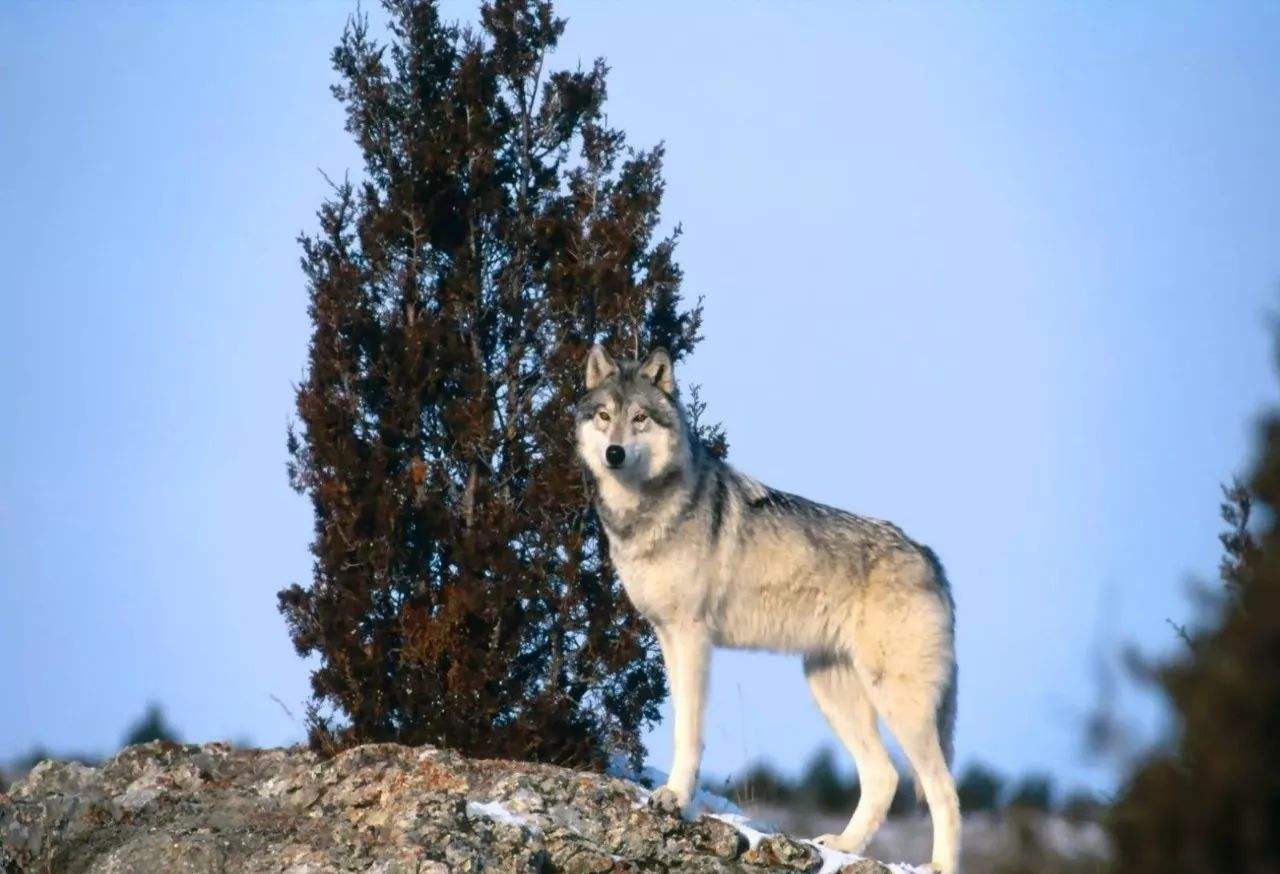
[575,345,692,488]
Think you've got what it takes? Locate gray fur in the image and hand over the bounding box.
[574,346,962,872]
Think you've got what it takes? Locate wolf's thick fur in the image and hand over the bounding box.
[575,346,961,873]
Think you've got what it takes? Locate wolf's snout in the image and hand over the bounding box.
[605,445,626,468]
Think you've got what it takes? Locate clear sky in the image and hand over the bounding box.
[3,1,1278,799]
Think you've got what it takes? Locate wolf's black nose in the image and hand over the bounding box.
[605,445,626,468]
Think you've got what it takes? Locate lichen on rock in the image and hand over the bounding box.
[0,742,896,874]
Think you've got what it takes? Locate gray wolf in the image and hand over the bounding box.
[575,345,961,873]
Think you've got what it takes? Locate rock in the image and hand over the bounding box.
[837,862,894,874]
[0,742,902,873]
[741,834,821,870]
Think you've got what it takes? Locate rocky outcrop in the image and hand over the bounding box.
[0,742,903,874]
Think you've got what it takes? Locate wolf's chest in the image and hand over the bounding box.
[610,544,711,623]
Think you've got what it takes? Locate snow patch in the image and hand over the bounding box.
[800,839,931,874]
[607,754,929,872]
[466,799,539,832]
[692,783,744,816]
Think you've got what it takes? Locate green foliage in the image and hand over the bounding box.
[1060,790,1104,825]
[1109,432,1279,864]
[1006,773,1054,812]
[957,762,1005,813]
[725,760,793,806]
[887,771,918,816]
[796,746,859,812]
[278,0,714,769]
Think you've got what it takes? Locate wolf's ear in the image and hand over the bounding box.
[585,344,619,390]
[639,347,675,395]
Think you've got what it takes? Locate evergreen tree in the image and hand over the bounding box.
[121,704,180,747]
[1006,774,1054,812]
[1110,411,1280,866]
[957,762,1004,813]
[727,760,794,805]
[278,0,719,768]
[797,746,859,812]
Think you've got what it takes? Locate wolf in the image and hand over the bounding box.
[574,345,961,873]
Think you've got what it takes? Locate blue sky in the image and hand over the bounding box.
[3,1,1278,799]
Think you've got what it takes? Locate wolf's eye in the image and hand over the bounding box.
[632,412,648,424]
[596,409,611,422]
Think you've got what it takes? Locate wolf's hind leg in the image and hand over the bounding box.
[802,653,897,854]
[867,674,960,874]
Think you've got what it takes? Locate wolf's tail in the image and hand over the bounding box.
[912,660,958,805]
[937,660,958,767]
[907,544,958,806]
[920,544,958,767]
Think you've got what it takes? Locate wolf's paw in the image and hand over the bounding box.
[812,832,861,853]
[648,785,690,818]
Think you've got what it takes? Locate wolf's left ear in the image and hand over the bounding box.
[639,347,675,395]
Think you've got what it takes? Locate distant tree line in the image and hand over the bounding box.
[715,748,1102,821]
[0,703,181,792]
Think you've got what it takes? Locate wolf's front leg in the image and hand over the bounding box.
[651,624,710,815]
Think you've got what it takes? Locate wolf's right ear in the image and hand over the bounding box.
[585,344,619,390]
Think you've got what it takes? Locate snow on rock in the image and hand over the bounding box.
[609,755,920,873]
[465,798,539,832]
[710,811,771,850]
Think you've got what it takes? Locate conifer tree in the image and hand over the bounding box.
[1110,413,1280,866]
[121,704,180,748]
[278,0,721,767]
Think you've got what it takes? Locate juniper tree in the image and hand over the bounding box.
[278,0,723,767]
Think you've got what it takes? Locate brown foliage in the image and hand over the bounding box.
[278,0,719,769]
